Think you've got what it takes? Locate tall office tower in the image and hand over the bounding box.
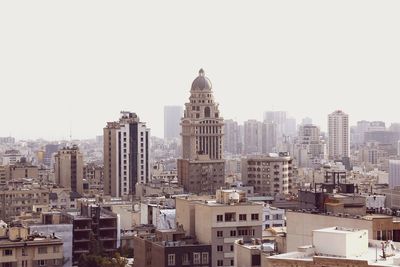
[262,122,277,154]
[164,105,183,140]
[224,119,240,154]
[389,160,400,189]
[243,120,263,154]
[104,111,150,197]
[264,111,288,145]
[285,117,297,137]
[177,69,225,194]
[328,110,349,160]
[352,120,370,145]
[54,145,84,195]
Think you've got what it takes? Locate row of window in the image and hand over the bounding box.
[167,252,209,266]
[216,229,256,237]
[216,213,259,222]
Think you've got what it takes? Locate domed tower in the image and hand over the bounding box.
[181,69,224,160]
[178,69,225,194]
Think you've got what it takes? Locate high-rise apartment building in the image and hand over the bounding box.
[177,69,225,194]
[328,110,349,160]
[164,105,183,140]
[224,119,240,155]
[54,145,84,195]
[244,120,263,154]
[389,160,400,189]
[103,111,150,197]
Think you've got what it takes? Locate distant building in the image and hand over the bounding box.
[0,187,49,223]
[54,145,84,195]
[244,120,263,154]
[241,153,293,196]
[103,111,150,197]
[328,110,349,160]
[2,149,22,165]
[44,144,59,167]
[224,119,241,155]
[164,105,183,140]
[177,69,225,194]
[389,160,400,189]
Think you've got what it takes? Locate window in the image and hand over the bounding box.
[38,247,47,254]
[167,254,175,266]
[224,212,236,222]
[217,231,223,237]
[239,214,247,221]
[53,246,60,253]
[217,215,223,222]
[251,213,259,221]
[21,261,28,267]
[231,259,234,266]
[193,252,201,264]
[217,260,224,266]
[201,252,209,264]
[230,230,236,237]
[182,253,190,265]
[217,245,223,251]
[22,247,27,256]
[39,260,45,266]
[3,249,12,256]
[230,245,234,251]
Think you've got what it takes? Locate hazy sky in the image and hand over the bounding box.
[1,1,400,140]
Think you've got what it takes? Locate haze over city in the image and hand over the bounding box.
[1,0,400,140]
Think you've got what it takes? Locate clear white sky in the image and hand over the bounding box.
[1,1,399,140]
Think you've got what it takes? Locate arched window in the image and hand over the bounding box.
[204,107,210,118]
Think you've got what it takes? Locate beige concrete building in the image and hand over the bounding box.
[83,163,103,195]
[0,226,64,267]
[6,162,39,181]
[0,187,49,223]
[241,153,293,195]
[103,111,150,197]
[54,145,83,195]
[178,69,225,194]
[264,227,400,267]
[286,210,400,253]
[328,110,349,160]
[176,189,263,267]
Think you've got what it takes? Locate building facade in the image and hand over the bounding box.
[328,110,349,160]
[103,111,150,197]
[178,69,225,194]
[54,145,84,195]
[241,153,293,196]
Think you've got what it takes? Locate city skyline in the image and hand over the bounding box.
[2,1,400,140]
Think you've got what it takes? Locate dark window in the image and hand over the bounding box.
[251,213,259,220]
[217,245,223,251]
[239,214,247,221]
[251,254,261,266]
[217,215,223,222]
[217,231,223,237]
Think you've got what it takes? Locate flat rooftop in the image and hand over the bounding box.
[268,246,400,266]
